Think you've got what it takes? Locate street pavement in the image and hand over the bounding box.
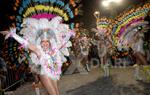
[13,67,150,95]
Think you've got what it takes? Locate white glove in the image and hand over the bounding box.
[9,28,29,47]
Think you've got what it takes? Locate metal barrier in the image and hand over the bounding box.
[0,67,24,95]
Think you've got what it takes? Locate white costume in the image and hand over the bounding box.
[6,16,74,80]
[131,38,145,55]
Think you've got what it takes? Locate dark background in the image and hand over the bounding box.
[0,0,148,30]
[0,0,149,49]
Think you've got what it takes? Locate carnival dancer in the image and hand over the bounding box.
[1,16,74,95]
[130,32,148,80]
[96,30,112,77]
[120,20,150,81]
[79,35,91,72]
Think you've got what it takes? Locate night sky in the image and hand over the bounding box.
[0,0,15,30]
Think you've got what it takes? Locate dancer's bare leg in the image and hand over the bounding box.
[52,80,59,95]
[134,52,148,65]
[134,56,142,80]
[104,54,109,77]
[39,75,58,95]
[100,57,104,67]
[104,55,107,65]
[101,55,108,77]
[133,52,149,80]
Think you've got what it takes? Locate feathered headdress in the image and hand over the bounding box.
[2,0,80,67]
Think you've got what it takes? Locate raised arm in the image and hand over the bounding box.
[0,28,28,46]
[1,28,41,58]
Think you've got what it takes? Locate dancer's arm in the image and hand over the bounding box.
[1,28,41,58]
[28,45,41,58]
[11,34,41,58]
[0,28,28,46]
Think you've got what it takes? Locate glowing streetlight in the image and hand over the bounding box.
[101,0,123,7]
[94,11,100,19]
[101,0,123,17]
[102,0,109,7]
[93,11,100,28]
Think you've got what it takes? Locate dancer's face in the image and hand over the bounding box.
[41,40,50,51]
